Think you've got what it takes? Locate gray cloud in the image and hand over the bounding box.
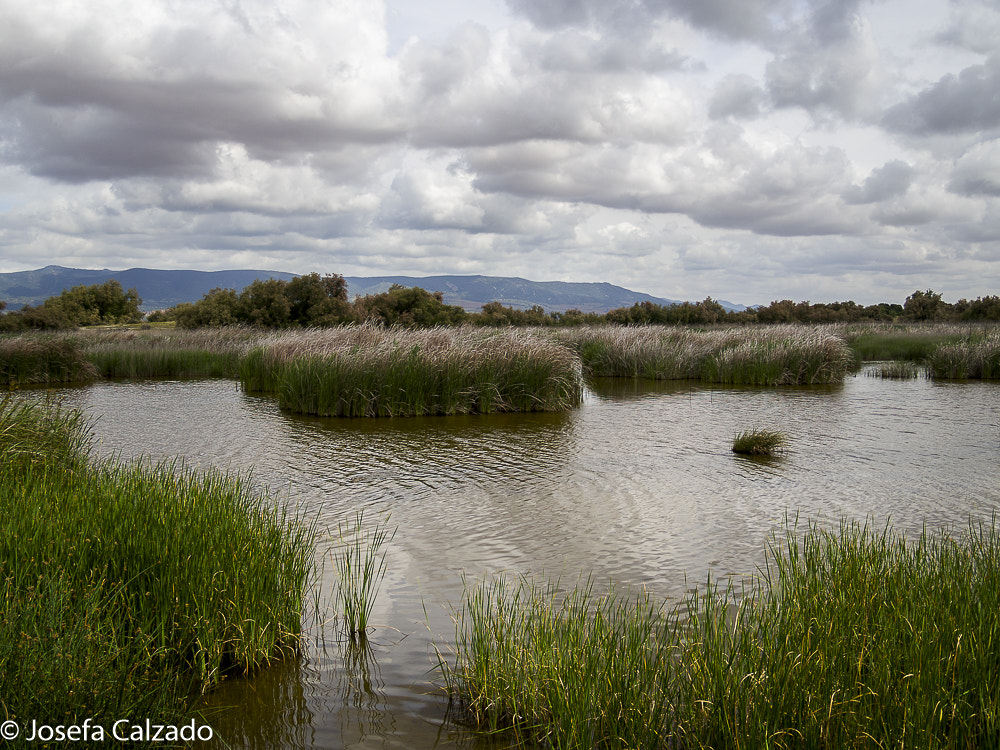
[844,160,914,204]
[0,0,998,306]
[883,55,1000,135]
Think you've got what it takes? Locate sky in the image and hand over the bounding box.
[0,0,998,307]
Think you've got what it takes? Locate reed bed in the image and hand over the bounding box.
[79,326,266,379]
[559,325,855,385]
[0,333,98,385]
[844,323,975,363]
[868,359,922,379]
[240,325,585,417]
[440,518,1000,749]
[0,396,316,736]
[439,574,676,749]
[926,329,1000,379]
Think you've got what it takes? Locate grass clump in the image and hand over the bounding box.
[440,518,1000,749]
[439,574,675,749]
[927,329,1000,379]
[732,427,787,455]
[241,325,584,417]
[561,325,854,385]
[869,360,921,378]
[333,511,396,641]
[0,334,99,386]
[0,396,316,739]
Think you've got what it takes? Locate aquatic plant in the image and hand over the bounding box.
[439,574,675,748]
[0,333,99,386]
[868,360,921,379]
[333,511,396,640]
[732,427,787,455]
[440,517,1000,748]
[241,324,585,417]
[0,395,317,737]
[560,324,854,385]
[927,329,1000,379]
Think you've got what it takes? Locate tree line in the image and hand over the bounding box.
[2,274,999,331]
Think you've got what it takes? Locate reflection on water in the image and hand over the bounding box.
[48,368,1000,749]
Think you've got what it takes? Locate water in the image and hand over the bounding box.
[52,368,1000,749]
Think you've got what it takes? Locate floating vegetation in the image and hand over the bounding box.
[732,427,787,455]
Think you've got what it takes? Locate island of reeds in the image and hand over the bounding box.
[238,325,585,417]
[0,396,316,741]
[438,517,1000,749]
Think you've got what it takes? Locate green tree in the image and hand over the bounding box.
[237,279,292,327]
[353,285,467,327]
[42,280,142,325]
[174,288,241,328]
[903,289,951,321]
[285,272,350,326]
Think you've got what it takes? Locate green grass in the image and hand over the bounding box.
[732,427,787,455]
[561,325,855,386]
[333,511,396,641]
[440,517,1000,749]
[241,325,585,417]
[848,330,960,362]
[0,334,99,386]
[438,574,675,749]
[0,396,317,742]
[868,360,921,379]
[926,330,1000,379]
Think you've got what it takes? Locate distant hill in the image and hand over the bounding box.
[0,266,745,314]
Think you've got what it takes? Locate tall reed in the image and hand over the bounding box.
[0,396,317,731]
[926,329,1000,379]
[241,325,584,416]
[333,511,396,640]
[439,574,676,748]
[440,517,1000,749]
[0,333,99,385]
[560,325,855,385]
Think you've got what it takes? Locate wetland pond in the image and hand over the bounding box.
[55,367,1000,749]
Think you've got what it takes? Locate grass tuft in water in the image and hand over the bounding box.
[441,517,1000,748]
[438,573,675,748]
[732,427,787,455]
[333,511,396,641]
[869,360,921,378]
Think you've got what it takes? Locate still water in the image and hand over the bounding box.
[55,369,1000,749]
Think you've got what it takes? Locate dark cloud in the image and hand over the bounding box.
[844,160,914,204]
[883,55,1000,135]
[949,140,1000,196]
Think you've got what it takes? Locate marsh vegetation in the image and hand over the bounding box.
[732,427,787,455]
[440,519,1000,749]
[0,397,316,742]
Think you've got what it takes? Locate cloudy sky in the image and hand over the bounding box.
[1,0,998,306]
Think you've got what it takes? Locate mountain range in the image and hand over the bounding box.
[0,265,745,314]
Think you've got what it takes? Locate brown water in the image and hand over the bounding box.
[55,369,1000,749]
